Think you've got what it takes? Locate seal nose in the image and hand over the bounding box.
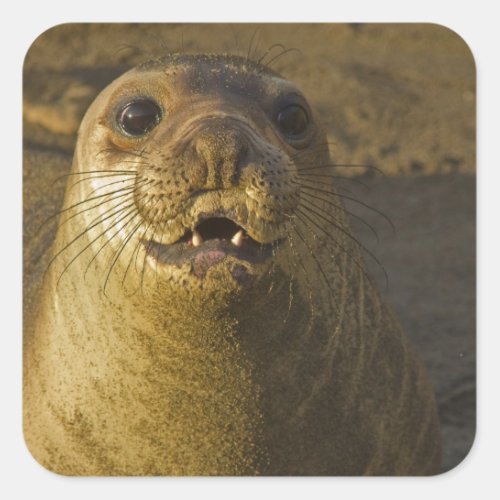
[194,118,249,189]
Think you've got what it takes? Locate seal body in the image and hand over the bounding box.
[24,54,441,475]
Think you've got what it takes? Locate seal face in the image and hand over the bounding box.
[24,54,442,476]
[62,54,327,293]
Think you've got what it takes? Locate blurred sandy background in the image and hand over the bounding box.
[23,23,475,473]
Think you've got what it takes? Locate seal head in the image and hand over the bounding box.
[72,54,326,293]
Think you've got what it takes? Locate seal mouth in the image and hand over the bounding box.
[143,217,281,276]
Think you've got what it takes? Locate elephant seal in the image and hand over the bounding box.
[23,53,441,475]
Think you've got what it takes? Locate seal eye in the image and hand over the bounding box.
[275,104,309,139]
[118,99,162,136]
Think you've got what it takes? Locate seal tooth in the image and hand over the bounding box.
[192,230,203,247]
[231,230,244,247]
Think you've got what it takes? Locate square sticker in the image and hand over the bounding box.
[23,23,475,476]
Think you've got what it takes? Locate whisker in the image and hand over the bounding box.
[154,226,165,285]
[264,47,302,69]
[298,190,379,244]
[122,221,149,288]
[133,200,163,282]
[293,180,395,232]
[296,163,384,176]
[250,30,262,64]
[56,187,139,233]
[95,148,149,160]
[33,188,132,243]
[37,178,151,239]
[84,177,137,198]
[285,226,315,320]
[69,172,138,189]
[54,169,137,184]
[60,185,138,216]
[83,193,136,229]
[297,177,357,197]
[295,205,388,290]
[105,159,150,165]
[246,28,260,63]
[293,207,348,282]
[46,200,138,275]
[296,172,370,192]
[84,211,141,281]
[56,205,138,288]
[134,222,152,275]
[111,43,144,58]
[264,241,279,297]
[289,218,340,313]
[140,216,162,296]
[102,209,146,297]
[289,142,339,159]
[85,191,151,280]
[257,43,286,66]
[283,236,304,335]
[265,261,277,296]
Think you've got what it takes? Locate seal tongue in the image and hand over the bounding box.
[192,249,226,277]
